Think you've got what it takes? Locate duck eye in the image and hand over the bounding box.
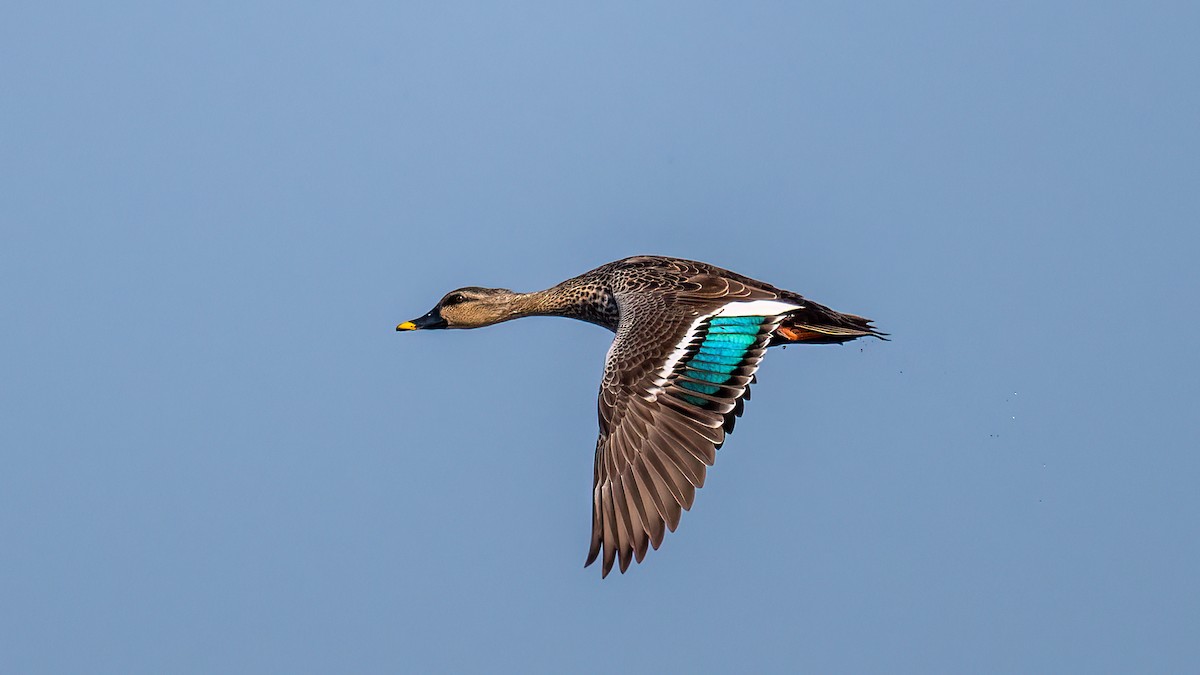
[444,293,467,306]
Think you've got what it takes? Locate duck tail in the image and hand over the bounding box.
[770,302,888,346]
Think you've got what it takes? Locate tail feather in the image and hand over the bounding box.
[771,304,887,346]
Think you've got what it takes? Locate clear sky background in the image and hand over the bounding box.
[2,2,1197,673]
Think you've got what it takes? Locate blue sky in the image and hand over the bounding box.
[2,2,1197,672]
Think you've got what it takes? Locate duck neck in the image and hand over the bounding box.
[505,283,617,331]
[508,288,573,318]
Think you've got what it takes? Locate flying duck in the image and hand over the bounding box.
[397,255,883,577]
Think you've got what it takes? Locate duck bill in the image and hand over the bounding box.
[396,309,448,331]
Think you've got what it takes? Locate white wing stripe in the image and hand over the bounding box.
[713,299,803,316]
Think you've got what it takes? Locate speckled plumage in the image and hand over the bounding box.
[397,255,884,577]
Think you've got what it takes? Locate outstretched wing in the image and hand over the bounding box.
[585,290,802,577]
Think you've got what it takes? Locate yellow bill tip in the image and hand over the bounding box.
[396,321,417,331]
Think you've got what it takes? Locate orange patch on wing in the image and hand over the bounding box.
[777,326,828,342]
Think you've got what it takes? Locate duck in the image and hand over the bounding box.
[397,255,884,577]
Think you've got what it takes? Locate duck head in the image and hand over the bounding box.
[396,287,522,330]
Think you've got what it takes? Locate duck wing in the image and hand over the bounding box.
[584,283,803,577]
